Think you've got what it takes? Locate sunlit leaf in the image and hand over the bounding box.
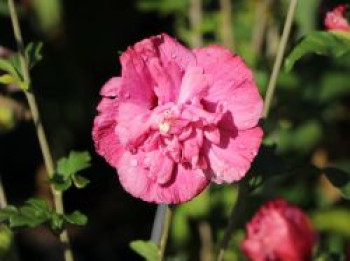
[285,31,350,72]
[64,211,88,226]
[312,208,350,237]
[129,240,159,261]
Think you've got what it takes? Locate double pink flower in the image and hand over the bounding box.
[93,34,263,203]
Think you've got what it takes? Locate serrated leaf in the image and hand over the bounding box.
[323,167,350,200]
[129,240,159,261]
[57,151,91,178]
[64,211,88,226]
[72,174,90,189]
[285,31,350,72]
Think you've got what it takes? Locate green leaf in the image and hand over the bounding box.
[285,31,350,72]
[64,211,88,226]
[49,212,65,232]
[312,208,350,237]
[51,151,91,191]
[0,74,15,85]
[72,174,90,189]
[49,175,72,192]
[57,151,91,178]
[25,42,43,69]
[130,240,159,261]
[323,168,350,199]
[0,206,18,222]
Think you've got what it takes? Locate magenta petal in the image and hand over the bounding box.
[195,45,263,130]
[117,152,209,203]
[119,48,155,108]
[148,58,182,104]
[100,77,121,97]
[205,127,263,183]
[178,66,208,103]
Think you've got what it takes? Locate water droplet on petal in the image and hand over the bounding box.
[238,145,246,149]
[171,54,177,59]
[124,92,130,99]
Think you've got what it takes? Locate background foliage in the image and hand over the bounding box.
[0,0,350,260]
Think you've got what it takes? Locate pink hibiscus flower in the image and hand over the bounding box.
[324,4,350,32]
[242,199,316,261]
[92,34,263,203]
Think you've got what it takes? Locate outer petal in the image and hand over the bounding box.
[117,152,210,204]
[194,45,263,130]
[204,127,263,184]
[119,48,155,108]
[93,79,124,167]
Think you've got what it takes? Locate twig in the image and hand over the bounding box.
[6,1,74,260]
[189,0,203,47]
[219,0,234,49]
[263,0,298,118]
[217,184,247,261]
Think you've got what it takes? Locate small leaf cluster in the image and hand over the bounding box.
[0,198,87,234]
[50,151,91,191]
[0,42,42,90]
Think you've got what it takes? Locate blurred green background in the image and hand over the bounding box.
[0,0,350,260]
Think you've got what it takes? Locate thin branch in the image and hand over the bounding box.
[150,204,172,260]
[219,0,234,49]
[6,1,74,260]
[263,0,298,118]
[189,0,203,47]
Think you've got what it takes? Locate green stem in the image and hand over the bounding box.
[159,206,172,260]
[150,204,172,260]
[217,184,247,261]
[263,0,298,118]
[6,1,74,261]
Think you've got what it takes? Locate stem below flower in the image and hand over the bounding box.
[150,204,172,260]
[7,1,74,260]
[217,184,247,261]
[263,0,299,118]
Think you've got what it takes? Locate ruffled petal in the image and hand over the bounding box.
[178,66,208,103]
[115,102,151,147]
[119,48,156,108]
[117,152,209,203]
[194,45,263,130]
[93,78,124,167]
[147,58,183,104]
[204,127,263,184]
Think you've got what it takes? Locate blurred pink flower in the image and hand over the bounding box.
[92,33,263,203]
[242,199,316,261]
[324,5,350,32]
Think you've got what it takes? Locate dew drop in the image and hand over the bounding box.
[171,54,177,59]
[124,92,130,99]
[238,145,246,149]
